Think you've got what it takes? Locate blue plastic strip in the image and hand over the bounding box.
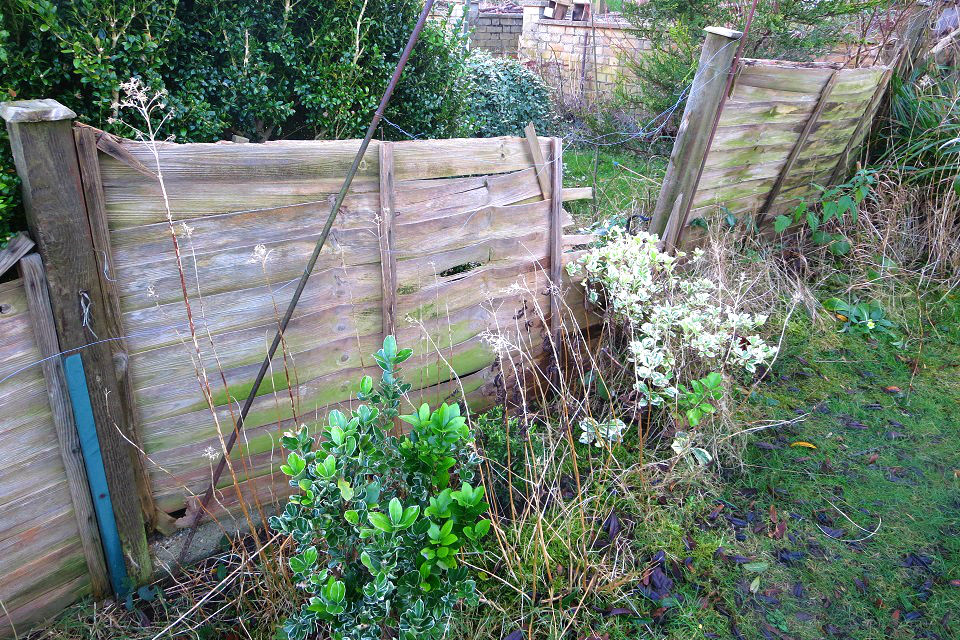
[63,354,130,598]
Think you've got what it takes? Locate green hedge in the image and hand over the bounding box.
[462,50,556,138]
[0,0,474,244]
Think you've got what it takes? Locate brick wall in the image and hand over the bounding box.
[471,13,524,56]
[518,0,648,107]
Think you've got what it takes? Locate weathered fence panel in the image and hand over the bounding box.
[0,99,590,635]
[82,131,587,526]
[0,260,107,636]
[689,60,888,223]
[651,28,894,246]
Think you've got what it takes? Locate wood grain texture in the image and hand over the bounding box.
[0,277,93,637]
[549,138,564,343]
[0,232,34,279]
[650,27,743,236]
[74,125,157,530]
[379,142,397,341]
[684,59,888,236]
[79,132,583,525]
[761,70,839,215]
[3,111,151,583]
[18,254,109,598]
[524,123,551,198]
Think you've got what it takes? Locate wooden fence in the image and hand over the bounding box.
[0,99,591,636]
[650,10,930,246]
[0,237,109,636]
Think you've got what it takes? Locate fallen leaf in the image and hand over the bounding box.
[892,609,901,622]
[772,520,787,540]
[791,441,817,449]
[818,525,845,539]
[884,386,901,394]
[603,608,633,618]
[867,453,879,464]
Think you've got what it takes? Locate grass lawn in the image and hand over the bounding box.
[563,146,667,230]
[457,291,960,640]
[698,295,960,639]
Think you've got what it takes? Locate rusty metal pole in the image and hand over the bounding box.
[178,0,438,561]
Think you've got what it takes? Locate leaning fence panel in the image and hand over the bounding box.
[89,133,587,527]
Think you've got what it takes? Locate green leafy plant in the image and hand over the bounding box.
[578,416,628,447]
[461,49,556,138]
[0,0,472,239]
[271,337,488,640]
[823,298,895,337]
[774,169,876,256]
[676,371,723,428]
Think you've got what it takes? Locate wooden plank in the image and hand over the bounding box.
[649,27,743,237]
[130,243,551,426]
[735,63,838,94]
[18,254,109,598]
[74,125,157,531]
[828,67,893,185]
[379,142,397,342]
[115,199,559,332]
[393,136,551,181]
[0,276,93,637]
[97,137,551,205]
[561,187,593,202]
[0,232,34,278]
[0,571,90,638]
[549,138,563,343]
[524,122,551,198]
[1,99,151,585]
[136,259,549,451]
[761,70,839,216]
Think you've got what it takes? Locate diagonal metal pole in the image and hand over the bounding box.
[178,0,437,562]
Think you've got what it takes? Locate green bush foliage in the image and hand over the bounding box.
[881,63,960,188]
[621,0,877,126]
[271,337,489,640]
[0,0,472,243]
[462,50,555,138]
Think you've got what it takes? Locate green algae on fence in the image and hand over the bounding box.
[91,133,590,527]
[655,53,891,241]
[0,279,95,638]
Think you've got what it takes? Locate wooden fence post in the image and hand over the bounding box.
[0,99,152,586]
[73,125,158,532]
[549,137,563,344]
[649,26,742,239]
[18,254,111,598]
